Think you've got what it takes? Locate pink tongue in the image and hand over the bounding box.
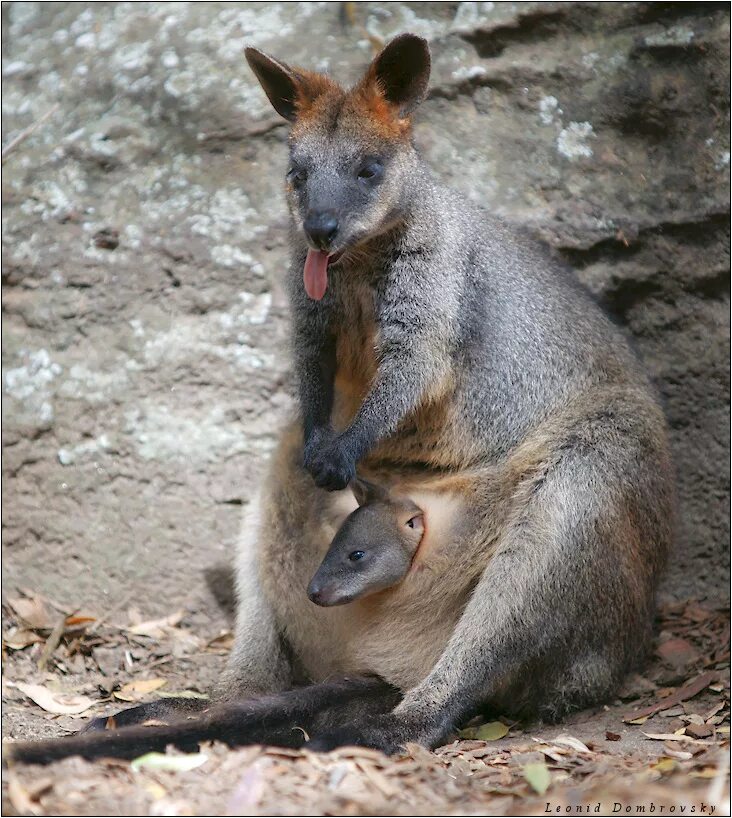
[303,249,329,300]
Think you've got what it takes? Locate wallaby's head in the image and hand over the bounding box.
[245,34,431,300]
[307,478,424,607]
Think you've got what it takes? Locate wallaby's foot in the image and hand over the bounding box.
[304,433,358,491]
[308,711,446,756]
[82,697,211,732]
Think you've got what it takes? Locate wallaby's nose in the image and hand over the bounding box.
[304,211,339,251]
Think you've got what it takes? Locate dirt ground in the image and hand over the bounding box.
[1,593,729,816]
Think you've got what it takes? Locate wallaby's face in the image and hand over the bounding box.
[246,35,431,300]
[307,482,424,607]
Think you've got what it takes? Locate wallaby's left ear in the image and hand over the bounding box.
[351,478,390,507]
[367,33,431,116]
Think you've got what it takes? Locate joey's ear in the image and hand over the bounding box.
[245,47,336,122]
[350,478,390,507]
[366,33,431,116]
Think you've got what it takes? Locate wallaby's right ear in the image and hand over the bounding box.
[351,478,390,507]
[245,47,337,122]
[245,48,301,121]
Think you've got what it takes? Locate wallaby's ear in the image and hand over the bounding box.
[245,48,301,121]
[351,478,390,507]
[366,33,431,116]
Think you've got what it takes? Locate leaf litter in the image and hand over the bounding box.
[1,597,729,815]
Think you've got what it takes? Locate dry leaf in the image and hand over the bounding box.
[7,595,51,630]
[605,731,621,741]
[475,722,510,741]
[14,682,95,715]
[130,751,208,772]
[157,690,209,700]
[126,610,184,639]
[691,767,722,778]
[642,731,712,745]
[3,629,43,650]
[623,671,715,723]
[652,757,677,774]
[553,734,592,753]
[522,762,551,795]
[114,678,167,702]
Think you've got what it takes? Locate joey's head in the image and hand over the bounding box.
[245,34,431,300]
[307,478,424,607]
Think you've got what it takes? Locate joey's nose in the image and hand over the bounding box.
[304,211,339,250]
[307,582,323,605]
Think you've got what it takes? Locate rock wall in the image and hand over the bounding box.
[2,2,729,620]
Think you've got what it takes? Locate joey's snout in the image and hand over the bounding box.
[307,578,350,607]
[304,210,339,251]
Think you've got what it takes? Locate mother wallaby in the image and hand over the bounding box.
[9,34,674,764]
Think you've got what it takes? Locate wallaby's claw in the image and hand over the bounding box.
[304,435,357,491]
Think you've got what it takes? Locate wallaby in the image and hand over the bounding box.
[307,479,425,607]
[7,33,674,765]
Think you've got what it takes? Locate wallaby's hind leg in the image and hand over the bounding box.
[7,676,401,765]
[310,406,673,753]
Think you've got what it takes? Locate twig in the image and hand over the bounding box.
[37,610,74,672]
[2,104,59,163]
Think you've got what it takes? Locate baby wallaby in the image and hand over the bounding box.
[307,479,424,607]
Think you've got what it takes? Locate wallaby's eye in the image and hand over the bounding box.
[406,515,422,529]
[357,160,383,183]
[287,167,307,190]
[348,550,365,562]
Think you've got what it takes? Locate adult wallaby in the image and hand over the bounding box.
[7,33,674,765]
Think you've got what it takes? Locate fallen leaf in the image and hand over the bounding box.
[145,782,167,800]
[7,772,40,816]
[522,762,551,795]
[642,732,712,745]
[3,629,43,650]
[475,722,509,741]
[553,734,591,753]
[691,767,722,778]
[652,757,677,774]
[627,716,650,725]
[130,752,208,772]
[13,682,95,715]
[157,690,209,700]
[65,615,96,627]
[114,678,167,702]
[7,595,51,630]
[623,671,715,723]
[663,748,693,760]
[656,638,700,669]
[605,731,621,741]
[685,722,713,739]
[126,611,184,639]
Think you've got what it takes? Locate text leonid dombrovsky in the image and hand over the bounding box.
[544,802,717,815]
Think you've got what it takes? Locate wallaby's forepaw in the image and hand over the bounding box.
[303,433,357,491]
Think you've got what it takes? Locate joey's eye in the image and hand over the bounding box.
[287,167,307,189]
[348,550,365,562]
[406,516,421,529]
[357,160,383,182]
